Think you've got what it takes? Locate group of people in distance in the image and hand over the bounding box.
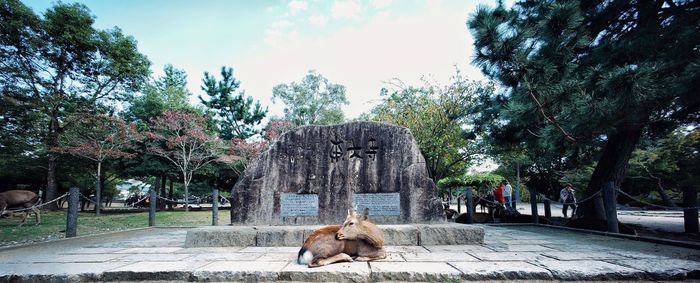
[491,180,578,218]
[492,180,513,209]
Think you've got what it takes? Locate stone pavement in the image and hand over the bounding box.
[0,225,698,282]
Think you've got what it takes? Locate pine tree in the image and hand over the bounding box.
[200,67,267,140]
[468,0,699,220]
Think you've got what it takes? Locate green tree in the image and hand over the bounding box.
[145,111,223,212]
[123,64,194,207]
[0,0,151,209]
[272,71,349,125]
[468,0,699,220]
[200,66,267,140]
[57,114,139,215]
[370,71,492,181]
[626,127,700,206]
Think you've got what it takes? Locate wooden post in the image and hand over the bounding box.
[66,187,79,238]
[603,182,619,233]
[529,187,539,224]
[465,187,474,224]
[683,185,699,234]
[457,193,461,214]
[514,162,520,209]
[149,188,156,227]
[212,189,219,226]
[544,199,551,218]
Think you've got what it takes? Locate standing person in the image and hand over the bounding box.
[559,183,577,218]
[493,183,504,206]
[503,180,513,209]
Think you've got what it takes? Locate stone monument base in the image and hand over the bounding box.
[184,223,484,247]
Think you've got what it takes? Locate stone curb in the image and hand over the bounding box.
[2,260,696,282]
[184,224,485,247]
[531,223,700,250]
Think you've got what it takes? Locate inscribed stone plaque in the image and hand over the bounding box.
[353,193,400,216]
[281,193,319,217]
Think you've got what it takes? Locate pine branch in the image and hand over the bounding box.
[523,76,577,142]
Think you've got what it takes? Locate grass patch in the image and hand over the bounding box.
[0,210,214,247]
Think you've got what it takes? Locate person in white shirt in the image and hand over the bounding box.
[503,180,513,209]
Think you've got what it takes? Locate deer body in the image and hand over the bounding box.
[0,190,41,227]
[297,209,386,267]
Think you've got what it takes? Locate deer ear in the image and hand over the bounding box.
[361,208,369,221]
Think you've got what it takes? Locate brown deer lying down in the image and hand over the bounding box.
[297,208,386,267]
[0,190,41,227]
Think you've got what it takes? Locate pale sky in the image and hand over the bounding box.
[24,0,501,119]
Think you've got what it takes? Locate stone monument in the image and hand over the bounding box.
[230,121,445,225]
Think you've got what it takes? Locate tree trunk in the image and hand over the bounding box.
[183,171,189,212]
[95,161,101,215]
[168,177,174,211]
[577,126,644,220]
[45,153,59,211]
[160,174,166,203]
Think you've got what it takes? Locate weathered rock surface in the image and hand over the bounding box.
[230,122,445,225]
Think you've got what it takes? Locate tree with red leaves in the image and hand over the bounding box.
[146,111,223,211]
[226,120,295,176]
[58,114,140,215]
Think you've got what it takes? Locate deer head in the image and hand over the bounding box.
[336,208,384,248]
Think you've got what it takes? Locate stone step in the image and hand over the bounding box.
[185,224,484,247]
[7,259,696,282]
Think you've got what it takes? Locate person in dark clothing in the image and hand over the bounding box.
[559,183,577,218]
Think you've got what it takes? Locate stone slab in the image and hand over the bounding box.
[185,224,484,247]
[488,244,556,252]
[188,252,263,261]
[114,247,183,254]
[238,246,299,253]
[61,247,128,254]
[402,252,479,262]
[540,251,628,260]
[381,224,419,245]
[257,252,298,262]
[369,262,462,281]
[52,254,126,263]
[470,251,548,261]
[424,245,495,253]
[103,261,210,281]
[184,226,256,247]
[0,262,129,282]
[172,247,244,254]
[256,226,306,246]
[114,253,192,262]
[450,261,553,280]
[416,224,484,245]
[384,246,430,253]
[281,261,370,282]
[376,252,406,262]
[610,258,700,280]
[191,261,288,281]
[530,259,645,280]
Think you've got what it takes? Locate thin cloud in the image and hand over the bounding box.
[331,0,362,19]
[288,0,308,15]
[308,15,328,27]
[370,0,393,9]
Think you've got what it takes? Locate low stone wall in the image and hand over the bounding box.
[185,224,484,247]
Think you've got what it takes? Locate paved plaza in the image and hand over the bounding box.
[0,225,698,282]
